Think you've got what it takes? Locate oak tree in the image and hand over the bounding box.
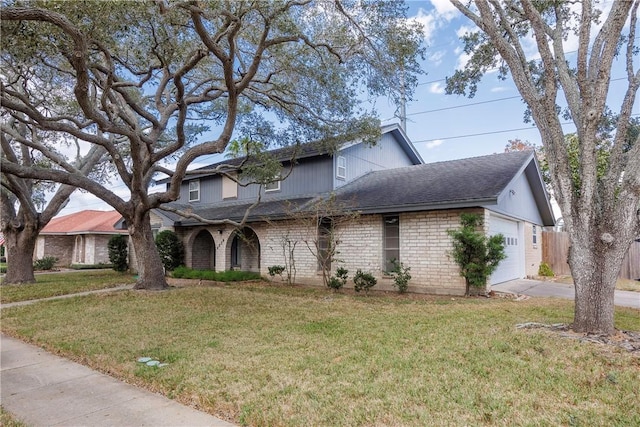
[1,1,423,289]
[449,0,640,334]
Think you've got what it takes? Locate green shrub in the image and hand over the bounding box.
[155,230,185,271]
[171,266,261,282]
[108,235,129,272]
[353,269,377,295]
[327,266,348,291]
[538,262,554,277]
[268,265,286,279]
[390,260,411,294]
[33,256,58,271]
[70,263,113,270]
[447,213,506,296]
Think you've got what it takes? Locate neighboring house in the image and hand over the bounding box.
[154,124,554,295]
[35,210,127,267]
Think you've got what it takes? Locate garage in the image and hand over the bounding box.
[489,215,522,284]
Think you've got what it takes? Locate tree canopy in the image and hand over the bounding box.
[449,0,640,334]
[0,0,424,289]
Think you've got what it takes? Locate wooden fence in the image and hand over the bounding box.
[542,231,640,280]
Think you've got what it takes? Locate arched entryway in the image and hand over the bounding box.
[228,227,261,272]
[191,230,216,270]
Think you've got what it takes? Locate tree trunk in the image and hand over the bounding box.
[128,210,168,290]
[569,232,627,335]
[2,225,38,284]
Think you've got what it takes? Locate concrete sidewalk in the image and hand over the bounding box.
[492,279,640,309]
[1,334,235,426]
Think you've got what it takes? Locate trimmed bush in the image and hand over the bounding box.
[390,260,411,294]
[108,235,129,272]
[538,262,554,277]
[155,230,185,271]
[327,266,348,291]
[171,266,261,282]
[353,269,377,295]
[33,256,57,271]
[268,265,286,280]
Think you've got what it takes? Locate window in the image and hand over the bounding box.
[383,215,400,272]
[222,174,238,199]
[189,180,200,202]
[231,234,241,268]
[265,174,281,192]
[532,225,537,245]
[337,156,346,179]
[317,218,333,271]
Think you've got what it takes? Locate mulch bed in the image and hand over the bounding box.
[516,322,640,354]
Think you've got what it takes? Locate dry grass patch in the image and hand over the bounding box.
[0,270,135,303]
[2,283,639,426]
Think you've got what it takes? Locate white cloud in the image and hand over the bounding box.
[410,8,437,43]
[490,86,509,93]
[425,139,444,149]
[456,24,476,38]
[429,82,445,94]
[427,49,446,66]
[429,0,459,19]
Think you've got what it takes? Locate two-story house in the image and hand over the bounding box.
[152,124,554,295]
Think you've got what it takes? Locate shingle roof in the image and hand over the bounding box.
[334,150,534,212]
[162,196,317,226]
[159,151,539,225]
[41,210,124,234]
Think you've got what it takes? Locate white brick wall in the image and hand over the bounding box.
[174,207,541,296]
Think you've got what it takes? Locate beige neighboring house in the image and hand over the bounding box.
[35,210,126,267]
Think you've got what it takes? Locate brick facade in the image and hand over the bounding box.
[36,233,121,267]
[175,208,542,296]
[523,222,542,277]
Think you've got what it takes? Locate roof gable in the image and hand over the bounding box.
[158,125,422,184]
[335,151,534,210]
[41,210,124,234]
[159,151,555,227]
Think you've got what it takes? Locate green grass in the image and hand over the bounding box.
[171,266,262,282]
[0,270,136,303]
[1,283,638,426]
[0,407,26,427]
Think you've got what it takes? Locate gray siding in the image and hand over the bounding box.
[179,177,222,204]
[334,132,416,189]
[491,170,544,225]
[237,156,333,200]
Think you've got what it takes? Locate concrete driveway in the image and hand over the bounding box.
[492,279,640,309]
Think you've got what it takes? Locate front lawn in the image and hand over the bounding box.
[0,270,136,303]
[1,283,638,426]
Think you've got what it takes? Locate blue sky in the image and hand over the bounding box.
[57,0,638,215]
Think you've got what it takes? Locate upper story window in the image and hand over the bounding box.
[189,180,200,202]
[222,174,238,199]
[337,156,346,180]
[265,174,281,192]
[383,215,400,272]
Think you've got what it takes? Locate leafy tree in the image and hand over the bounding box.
[448,213,506,297]
[449,0,640,334]
[155,230,184,271]
[108,234,128,272]
[1,120,106,284]
[1,1,424,290]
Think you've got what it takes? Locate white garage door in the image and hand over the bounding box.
[489,216,521,284]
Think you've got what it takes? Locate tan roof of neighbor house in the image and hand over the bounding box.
[41,210,124,235]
